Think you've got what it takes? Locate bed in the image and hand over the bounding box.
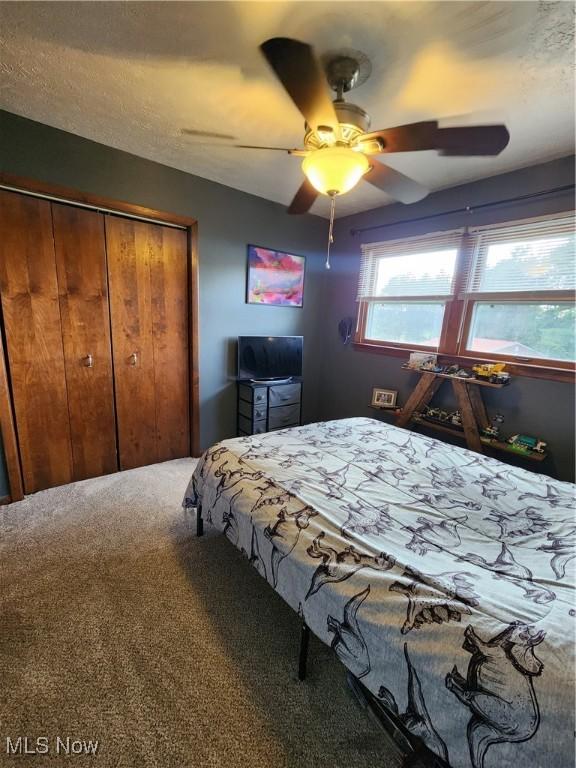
[183,417,575,768]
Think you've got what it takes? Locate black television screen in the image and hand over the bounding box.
[238,336,303,381]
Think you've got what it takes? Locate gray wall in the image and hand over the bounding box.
[0,110,327,494]
[0,109,574,493]
[318,156,575,482]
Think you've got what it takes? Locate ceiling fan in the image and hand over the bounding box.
[183,37,510,216]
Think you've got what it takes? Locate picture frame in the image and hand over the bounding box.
[371,387,398,409]
[408,352,437,370]
[246,244,305,307]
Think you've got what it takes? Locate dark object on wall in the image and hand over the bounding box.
[238,336,303,381]
[246,244,305,306]
[0,185,199,496]
[237,380,302,435]
[338,317,354,345]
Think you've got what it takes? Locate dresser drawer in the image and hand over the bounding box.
[238,384,268,405]
[268,403,300,429]
[238,398,267,421]
[239,415,267,434]
[269,382,301,407]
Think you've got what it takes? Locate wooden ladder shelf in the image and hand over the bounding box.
[396,369,501,454]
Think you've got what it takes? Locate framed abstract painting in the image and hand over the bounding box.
[246,245,305,307]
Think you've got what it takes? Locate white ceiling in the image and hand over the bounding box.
[0,1,574,218]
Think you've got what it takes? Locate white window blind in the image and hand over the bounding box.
[358,229,464,301]
[465,214,576,295]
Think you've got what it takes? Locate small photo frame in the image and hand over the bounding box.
[371,388,398,409]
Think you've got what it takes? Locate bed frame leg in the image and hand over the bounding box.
[298,622,310,681]
[196,505,204,537]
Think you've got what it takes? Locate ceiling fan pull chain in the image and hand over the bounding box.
[325,194,336,270]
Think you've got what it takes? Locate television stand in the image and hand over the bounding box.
[237,378,302,436]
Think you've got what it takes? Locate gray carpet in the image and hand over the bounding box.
[0,459,402,768]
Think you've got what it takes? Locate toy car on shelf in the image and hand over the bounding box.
[472,362,510,385]
[490,372,510,385]
[507,434,547,454]
[420,406,460,426]
[481,414,505,440]
[443,365,474,378]
[420,406,436,418]
[449,410,462,426]
[420,361,446,373]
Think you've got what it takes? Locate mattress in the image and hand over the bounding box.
[183,417,575,768]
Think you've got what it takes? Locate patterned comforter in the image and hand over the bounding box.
[183,418,575,768]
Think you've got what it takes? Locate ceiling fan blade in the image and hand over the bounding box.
[360,121,439,153]
[360,121,509,156]
[288,178,319,214]
[182,134,306,155]
[364,161,429,204]
[260,37,339,132]
[236,145,308,156]
[181,128,237,140]
[434,125,510,156]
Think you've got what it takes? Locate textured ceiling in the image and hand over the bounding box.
[0,1,574,218]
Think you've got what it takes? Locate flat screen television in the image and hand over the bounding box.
[237,336,303,381]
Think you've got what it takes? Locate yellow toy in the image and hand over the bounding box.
[472,363,506,379]
[472,362,510,385]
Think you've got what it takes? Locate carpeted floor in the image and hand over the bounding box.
[0,459,402,768]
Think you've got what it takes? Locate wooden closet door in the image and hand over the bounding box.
[52,204,118,481]
[106,217,189,470]
[150,226,190,461]
[106,217,157,470]
[0,191,73,493]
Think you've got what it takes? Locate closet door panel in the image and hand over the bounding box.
[105,216,157,470]
[52,204,118,481]
[0,191,73,493]
[150,227,190,461]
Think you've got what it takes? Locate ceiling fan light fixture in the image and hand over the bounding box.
[302,146,370,196]
[316,127,337,146]
[355,137,384,154]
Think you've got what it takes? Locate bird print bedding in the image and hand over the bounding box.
[183,417,575,768]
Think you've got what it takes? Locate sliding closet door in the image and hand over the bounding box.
[0,191,74,493]
[106,217,189,470]
[52,204,118,481]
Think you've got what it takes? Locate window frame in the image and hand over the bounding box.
[357,298,452,352]
[355,215,576,381]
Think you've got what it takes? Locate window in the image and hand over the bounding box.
[356,213,575,372]
[357,230,462,349]
[462,216,575,365]
[466,303,575,362]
